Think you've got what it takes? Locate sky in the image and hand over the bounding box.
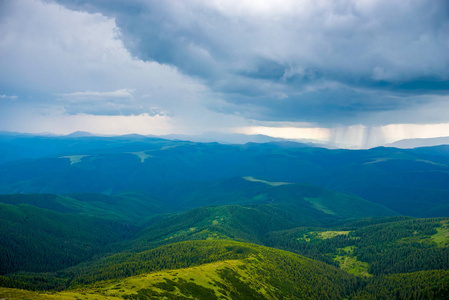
[1,0,448,148]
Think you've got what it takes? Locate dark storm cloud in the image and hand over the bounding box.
[23,0,449,124]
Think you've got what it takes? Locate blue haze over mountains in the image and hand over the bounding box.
[1,132,449,218]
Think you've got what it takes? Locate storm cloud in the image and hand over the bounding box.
[54,0,449,125]
[1,0,449,147]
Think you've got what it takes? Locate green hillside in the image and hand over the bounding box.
[351,270,449,299]
[267,217,449,275]
[145,177,397,219]
[0,204,447,298]
[115,177,396,254]
[0,193,167,225]
[0,176,396,226]
[1,240,361,299]
[0,183,396,280]
[0,203,137,275]
[0,192,445,281]
[1,240,448,299]
[60,192,168,224]
[124,205,305,252]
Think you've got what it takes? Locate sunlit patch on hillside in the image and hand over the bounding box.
[304,197,335,215]
[127,151,154,163]
[59,155,90,165]
[334,246,371,277]
[431,221,449,247]
[243,176,292,187]
[317,231,350,240]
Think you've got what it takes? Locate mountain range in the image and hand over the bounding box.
[0,132,448,299]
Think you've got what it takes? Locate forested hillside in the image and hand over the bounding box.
[0,194,447,298]
[0,240,448,299]
[0,202,137,275]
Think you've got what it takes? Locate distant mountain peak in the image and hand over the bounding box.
[386,136,449,148]
[158,131,324,146]
[66,131,94,137]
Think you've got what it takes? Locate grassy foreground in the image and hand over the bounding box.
[0,260,252,300]
[0,240,360,299]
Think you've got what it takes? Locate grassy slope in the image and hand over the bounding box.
[0,177,397,274]
[2,269,448,300]
[1,241,448,299]
[1,240,361,300]
[0,213,447,298]
[0,261,260,300]
[431,220,449,247]
[0,182,397,283]
[121,188,393,254]
[124,204,310,252]
[0,193,440,279]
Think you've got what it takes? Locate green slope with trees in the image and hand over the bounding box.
[267,217,449,276]
[0,203,137,275]
[2,240,362,299]
[1,240,448,299]
[0,193,167,225]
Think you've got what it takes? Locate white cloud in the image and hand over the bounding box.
[0,0,254,133]
[0,94,18,101]
[55,89,146,115]
[57,89,136,102]
[0,0,209,115]
[0,112,175,136]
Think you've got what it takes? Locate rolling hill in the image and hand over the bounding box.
[3,238,360,299]
[0,178,396,275]
[1,240,448,299]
